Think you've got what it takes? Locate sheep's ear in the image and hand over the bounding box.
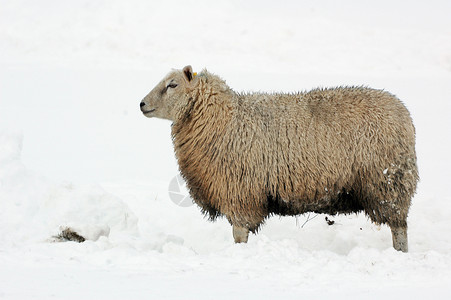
[183,65,194,82]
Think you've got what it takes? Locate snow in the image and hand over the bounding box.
[1,0,451,299]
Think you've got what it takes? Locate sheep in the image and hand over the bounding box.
[140,65,419,252]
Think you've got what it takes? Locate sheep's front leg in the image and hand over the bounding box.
[232,225,249,243]
[391,226,408,252]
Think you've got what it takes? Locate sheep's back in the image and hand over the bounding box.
[229,87,416,203]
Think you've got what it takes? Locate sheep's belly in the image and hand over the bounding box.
[267,192,364,216]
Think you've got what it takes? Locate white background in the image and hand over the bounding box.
[1,0,451,299]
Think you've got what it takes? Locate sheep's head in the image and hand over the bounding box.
[140,65,196,121]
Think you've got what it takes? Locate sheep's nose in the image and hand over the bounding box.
[140,101,145,107]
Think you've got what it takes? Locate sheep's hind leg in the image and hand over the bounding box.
[391,226,408,252]
[232,225,249,243]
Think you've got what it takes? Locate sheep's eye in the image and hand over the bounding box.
[167,83,178,89]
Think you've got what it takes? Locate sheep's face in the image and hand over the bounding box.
[140,65,195,121]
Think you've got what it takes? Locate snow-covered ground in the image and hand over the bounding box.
[1,0,451,299]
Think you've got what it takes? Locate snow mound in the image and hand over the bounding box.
[0,130,138,246]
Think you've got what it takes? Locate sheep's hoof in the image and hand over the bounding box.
[391,226,408,252]
[233,225,249,243]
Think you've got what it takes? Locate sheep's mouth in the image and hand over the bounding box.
[143,108,156,115]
